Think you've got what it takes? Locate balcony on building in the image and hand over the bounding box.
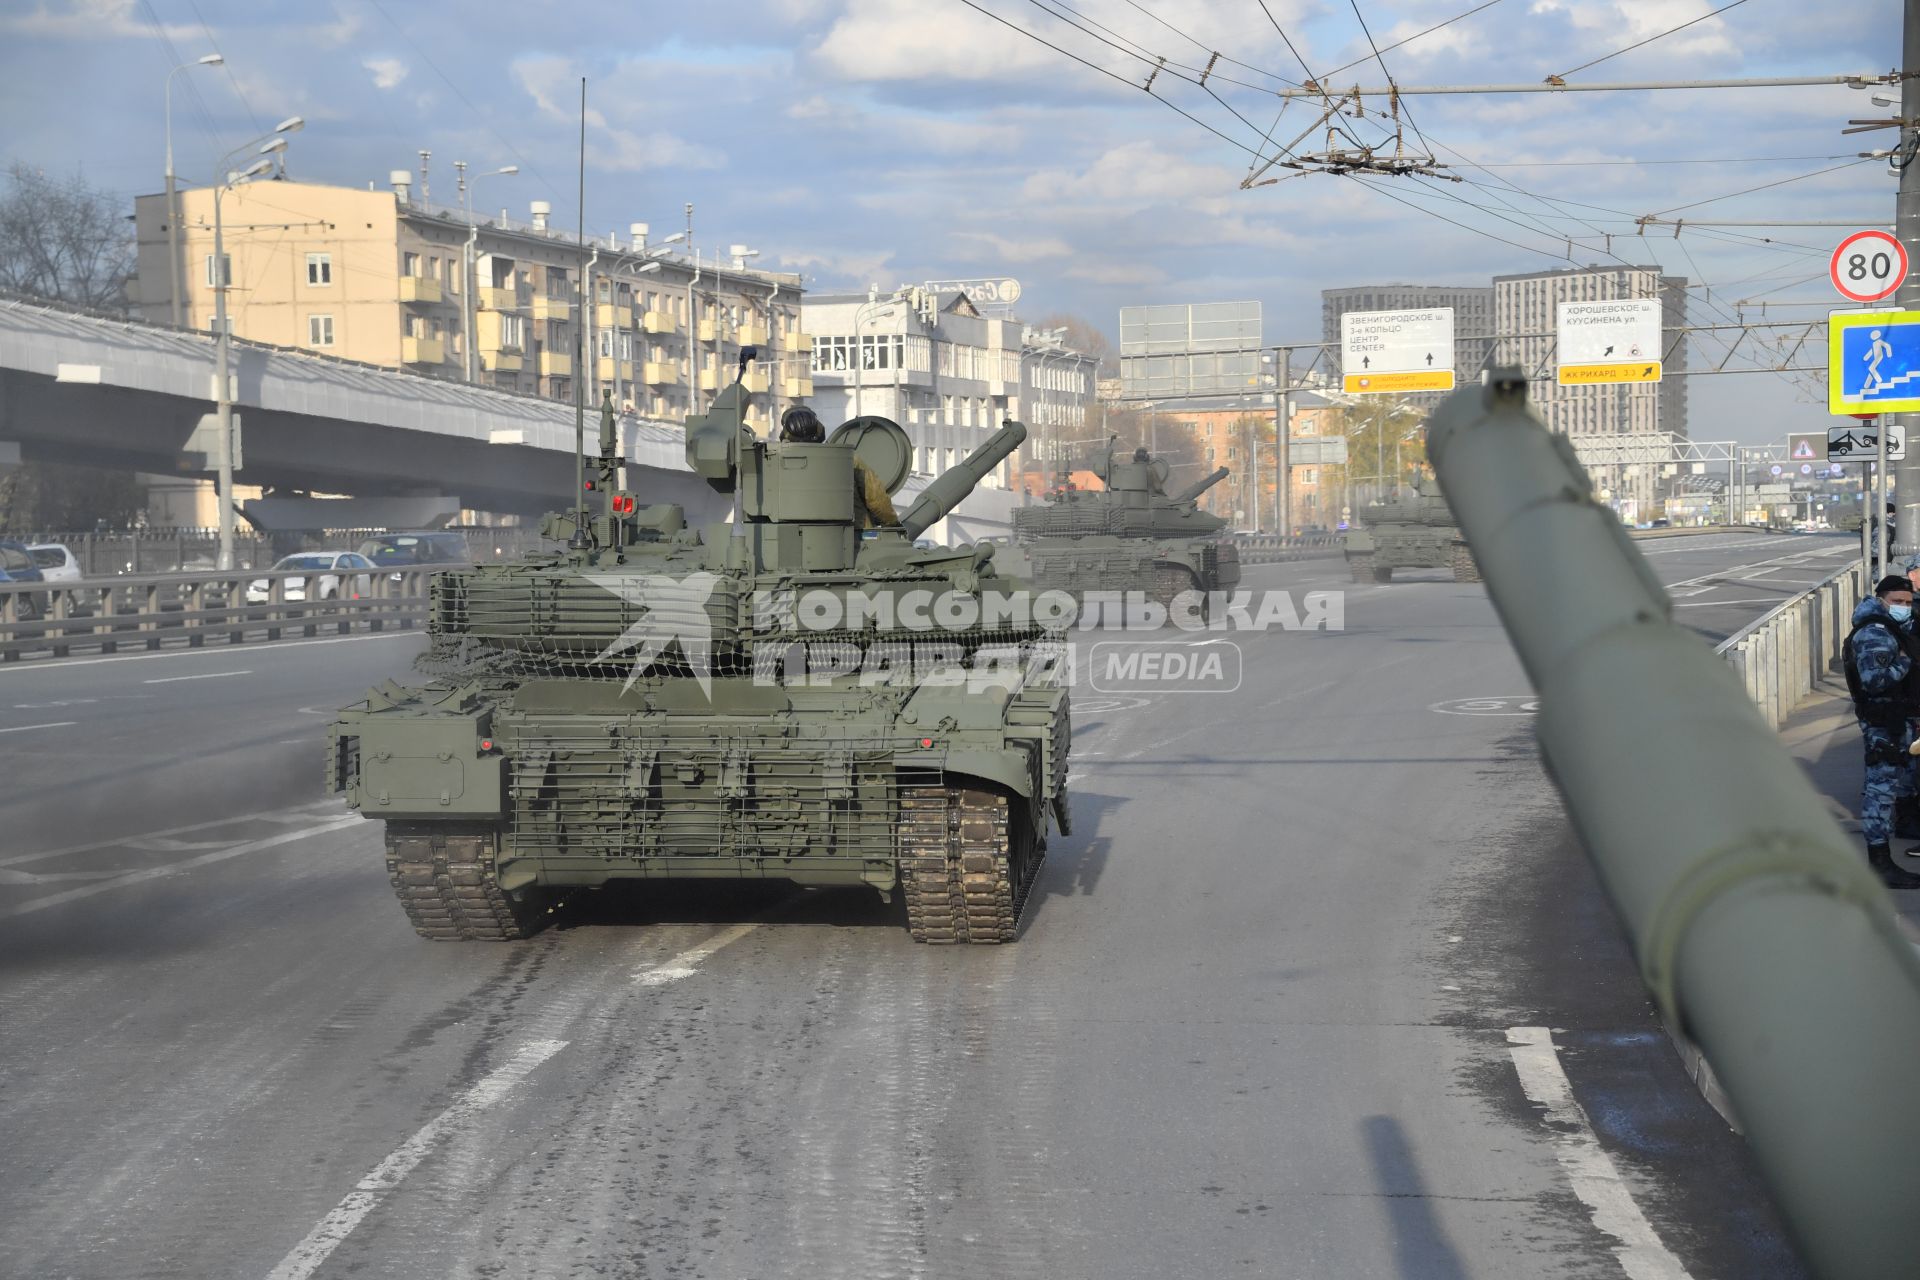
[643,311,678,336]
[697,368,721,392]
[539,351,572,378]
[696,317,719,343]
[742,368,770,394]
[784,375,814,398]
[401,336,444,365]
[530,294,569,321]
[595,302,632,330]
[642,360,676,385]
[399,276,441,305]
[478,286,519,311]
[738,320,769,347]
[597,356,634,383]
[792,333,814,352]
[483,350,523,373]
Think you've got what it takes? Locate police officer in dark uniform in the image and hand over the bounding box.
[1845,573,1920,888]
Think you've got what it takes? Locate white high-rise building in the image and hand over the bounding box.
[801,287,1095,487]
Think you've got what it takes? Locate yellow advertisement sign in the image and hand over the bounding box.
[1557,361,1663,386]
[1342,370,1456,394]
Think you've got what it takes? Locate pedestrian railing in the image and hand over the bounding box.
[1229,533,1342,564]
[0,567,439,662]
[1715,558,1867,730]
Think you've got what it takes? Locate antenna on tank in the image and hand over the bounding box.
[569,77,590,553]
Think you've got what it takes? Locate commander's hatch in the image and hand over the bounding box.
[828,416,913,495]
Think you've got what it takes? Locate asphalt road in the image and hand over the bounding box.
[0,532,1844,1279]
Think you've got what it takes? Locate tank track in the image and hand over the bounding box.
[1350,552,1392,584]
[899,784,1040,944]
[1451,543,1482,583]
[384,822,538,941]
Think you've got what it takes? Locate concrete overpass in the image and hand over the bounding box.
[0,296,1023,538]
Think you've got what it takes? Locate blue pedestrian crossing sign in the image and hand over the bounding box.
[1830,309,1920,413]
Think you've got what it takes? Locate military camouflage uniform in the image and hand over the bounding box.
[1848,596,1918,845]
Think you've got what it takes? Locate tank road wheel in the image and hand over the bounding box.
[1350,554,1392,584]
[384,822,541,941]
[1151,563,1206,621]
[899,784,1042,944]
[1451,543,1482,583]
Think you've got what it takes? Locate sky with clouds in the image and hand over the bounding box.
[0,0,1904,441]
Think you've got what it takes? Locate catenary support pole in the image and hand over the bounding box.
[1890,0,1920,566]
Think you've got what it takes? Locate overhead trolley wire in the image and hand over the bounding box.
[1551,0,1754,81]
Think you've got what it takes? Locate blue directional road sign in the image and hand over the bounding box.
[1830,309,1920,414]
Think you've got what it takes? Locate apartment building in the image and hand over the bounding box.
[799,288,1096,487]
[131,175,809,434]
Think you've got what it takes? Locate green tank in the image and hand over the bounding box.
[1342,474,1479,584]
[1007,443,1242,606]
[327,355,1071,945]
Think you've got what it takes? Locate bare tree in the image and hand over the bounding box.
[1033,312,1115,374]
[0,162,134,310]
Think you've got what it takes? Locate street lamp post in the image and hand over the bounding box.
[458,164,518,383]
[211,116,303,571]
[164,53,223,328]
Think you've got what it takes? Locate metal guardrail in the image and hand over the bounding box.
[0,567,439,662]
[1716,558,1867,730]
[1229,533,1342,564]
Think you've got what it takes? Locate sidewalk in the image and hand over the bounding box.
[1778,675,1920,937]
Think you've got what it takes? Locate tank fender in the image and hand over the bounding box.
[895,750,1038,800]
[330,713,504,820]
[1344,529,1375,553]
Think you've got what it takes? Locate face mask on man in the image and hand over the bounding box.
[1891,603,1914,623]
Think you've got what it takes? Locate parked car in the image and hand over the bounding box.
[355,531,471,569]
[0,539,47,620]
[26,543,81,583]
[245,552,375,605]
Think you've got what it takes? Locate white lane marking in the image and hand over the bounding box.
[0,800,343,868]
[1506,1027,1693,1280]
[0,630,414,675]
[264,1038,569,1280]
[0,817,358,918]
[0,720,75,735]
[635,920,762,986]
[143,669,252,684]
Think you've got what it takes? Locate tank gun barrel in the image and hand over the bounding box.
[900,420,1028,540]
[1429,369,1920,1279]
[1171,466,1230,505]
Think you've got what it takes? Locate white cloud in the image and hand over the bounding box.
[1063,261,1169,287]
[952,230,1073,262]
[512,54,722,172]
[1021,141,1238,208]
[813,0,1079,82]
[362,56,409,91]
[0,0,191,39]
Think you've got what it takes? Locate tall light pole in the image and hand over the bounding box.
[164,53,223,328]
[458,163,517,383]
[211,115,303,571]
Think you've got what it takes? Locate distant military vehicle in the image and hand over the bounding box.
[329,354,1071,945]
[1343,474,1479,583]
[1008,442,1241,606]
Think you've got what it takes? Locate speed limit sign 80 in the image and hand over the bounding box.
[1831,229,1908,304]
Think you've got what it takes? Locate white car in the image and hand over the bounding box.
[245,552,375,605]
[26,543,81,583]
